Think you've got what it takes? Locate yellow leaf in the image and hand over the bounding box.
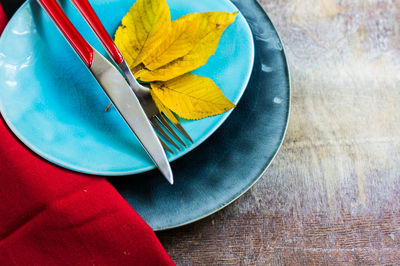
[142,16,199,71]
[151,73,235,120]
[114,0,171,69]
[150,89,179,124]
[137,12,238,82]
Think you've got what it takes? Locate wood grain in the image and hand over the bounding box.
[157,0,400,264]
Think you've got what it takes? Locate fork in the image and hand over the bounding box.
[71,0,193,153]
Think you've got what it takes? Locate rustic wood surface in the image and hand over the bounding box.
[157,0,400,264]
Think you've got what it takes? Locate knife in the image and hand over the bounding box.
[37,0,173,184]
[69,0,144,97]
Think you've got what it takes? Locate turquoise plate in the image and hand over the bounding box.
[0,0,254,175]
[111,0,290,230]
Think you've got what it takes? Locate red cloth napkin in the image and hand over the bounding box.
[0,4,7,33]
[0,4,173,265]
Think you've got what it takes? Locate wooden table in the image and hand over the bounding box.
[157,0,400,264]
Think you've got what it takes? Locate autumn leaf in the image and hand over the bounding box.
[150,89,179,124]
[114,0,171,69]
[142,16,199,71]
[151,73,235,120]
[114,0,238,121]
[137,12,237,82]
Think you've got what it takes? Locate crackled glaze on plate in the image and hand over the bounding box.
[0,0,254,175]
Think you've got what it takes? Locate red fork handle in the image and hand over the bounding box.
[38,0,94,67]
[71,0,124,64]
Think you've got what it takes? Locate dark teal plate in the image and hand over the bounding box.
[111,0,291,230]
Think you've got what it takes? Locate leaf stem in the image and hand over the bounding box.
[105,103,112,112]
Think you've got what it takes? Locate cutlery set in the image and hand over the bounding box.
[38,0,192,184]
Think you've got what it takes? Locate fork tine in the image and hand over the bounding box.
[159,137,173,154]
[174,123,193,143]
[162,113,193,143]
[156,114,186,147]
[150,117,181,151]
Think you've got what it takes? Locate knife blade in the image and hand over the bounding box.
[69,0,145,94]
[37,0,173,184]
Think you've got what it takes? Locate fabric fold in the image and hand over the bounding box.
[0,3,174,265]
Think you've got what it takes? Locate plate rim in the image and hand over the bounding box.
[0,0,255,176]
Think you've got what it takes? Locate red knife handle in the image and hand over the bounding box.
[38,0,94,67]
[71,0,124,64]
